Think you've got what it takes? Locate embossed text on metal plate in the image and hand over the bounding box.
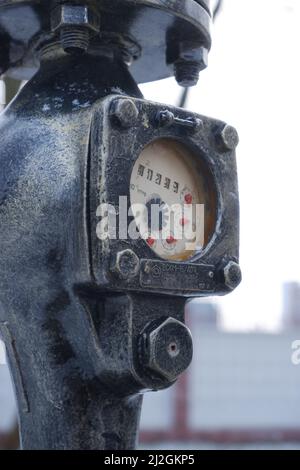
[140,260,215,292]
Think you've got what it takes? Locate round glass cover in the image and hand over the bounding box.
[130,138,217,261]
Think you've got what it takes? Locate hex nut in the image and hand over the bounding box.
[111,250,140,280]
[174,42,208,87]
[110,98,139,128]
[177,43,208,70]
[218,124,239,152]
[143,317,193,382]
[51,4,100,34]
[223,261,242,290]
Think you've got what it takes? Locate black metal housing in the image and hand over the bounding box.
[0,51,240,449]
[89,95,240,297]
[0,0,241,451]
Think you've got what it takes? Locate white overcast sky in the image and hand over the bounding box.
[141,0,300,331]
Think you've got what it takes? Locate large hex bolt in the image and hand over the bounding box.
[223,261,242,291]
[110,98,139,128]
[217,124,240,152]
[174,43,208,87]
[51,4,100,55]
[111,249,140,280]
[141,318,193,383]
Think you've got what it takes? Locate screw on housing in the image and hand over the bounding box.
[140,317,193,382]
[223,261,242,290]
[110,98,139,128]
[156,110,203,130]
[217,124,240,152]
[111,250,140,280]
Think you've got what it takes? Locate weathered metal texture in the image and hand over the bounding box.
[0,54,146,449]
[0,0,241,451]
[0,51,240,448]
[89,95,240,299]
[0,0,211,83]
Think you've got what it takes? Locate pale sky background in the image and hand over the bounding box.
[141,0,300,332]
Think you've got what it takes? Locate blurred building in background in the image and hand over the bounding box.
[282,282,300,329]
[140,296,300,448]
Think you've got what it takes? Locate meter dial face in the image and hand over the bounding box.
[130,138,217,261]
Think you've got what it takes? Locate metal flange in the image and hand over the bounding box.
[0,0,211,83]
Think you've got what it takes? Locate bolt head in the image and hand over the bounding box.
[143,318,193,383]
[223,261,242,290]
[110,98,139,128]
[219,124,239,152]
[177,43,208,70]
[156,110,175,128]
[111,250,140,280]
[51,5,100,33]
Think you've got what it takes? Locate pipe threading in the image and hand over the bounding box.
[60,26,90,54]
[174,60,201,87]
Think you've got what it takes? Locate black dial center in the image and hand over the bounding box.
[146,196,169,232]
